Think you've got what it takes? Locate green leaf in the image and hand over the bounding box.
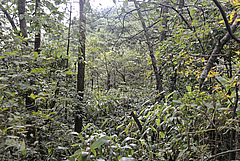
[186,86,191,92]
[80,123,92,134]
[91,149,96,156]
[30,68,46,74]
[205,103,214,109]
[101,118,109,129]
[159,132,165,138]
[215,76,228,85]
[155,119,160,126]
[19,140,26,155]
[117,124,124,129]
[166,91,175,99]
[90,137,109,154]
[190,9,196,15]
[65,71,75,75]
[150,125,157,133]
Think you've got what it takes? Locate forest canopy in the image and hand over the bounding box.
[1,0,240,160]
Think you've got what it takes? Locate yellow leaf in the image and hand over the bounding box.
[230,12,235,21]
[201,58,205,62]
[30,93,36,99]
[219,20,224,24]
[235,19,240,21]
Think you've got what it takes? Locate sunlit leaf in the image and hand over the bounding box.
[90,137,109,154]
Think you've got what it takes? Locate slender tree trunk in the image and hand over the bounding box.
[65,2,72,121]
[17,0,34,110]
[34,0,41,54]
[159,1,168,42]
[75,0,86,133]
[18,0,27,38]
[66,3,72,69]
[18,0,37,144]
[0,4,18,32]
[133,0,163,100]
[236,84,240,159]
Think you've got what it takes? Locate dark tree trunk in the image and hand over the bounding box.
[0,4,18,32]
[34,0,41,54]
[75,0,86,133]
[66,3,72,68]
[18,0,27,38]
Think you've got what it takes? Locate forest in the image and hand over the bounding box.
[1,0,240,160]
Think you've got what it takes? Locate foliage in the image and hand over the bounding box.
[1,0,240,160]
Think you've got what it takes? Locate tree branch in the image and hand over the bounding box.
[212,0,240,43]
[205,149,240,161]
[0,4,18,32]
[199,14,240,88]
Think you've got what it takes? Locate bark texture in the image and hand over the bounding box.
[75,0,86,133]
[18,0,28,37]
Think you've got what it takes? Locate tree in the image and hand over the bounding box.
[75,0,86,133]
[133,0,163,100]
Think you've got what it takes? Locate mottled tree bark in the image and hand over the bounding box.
[75,0,86,133]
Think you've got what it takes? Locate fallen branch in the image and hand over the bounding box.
[204,149,240,161]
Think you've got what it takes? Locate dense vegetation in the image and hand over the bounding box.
[1,0,240,160]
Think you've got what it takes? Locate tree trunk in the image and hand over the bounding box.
[34,0,41,54]
[75,0,86,133]
[133,0,163,100]
[66,3,72,68]
[0,4,17,32]
[18,0,27,38]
